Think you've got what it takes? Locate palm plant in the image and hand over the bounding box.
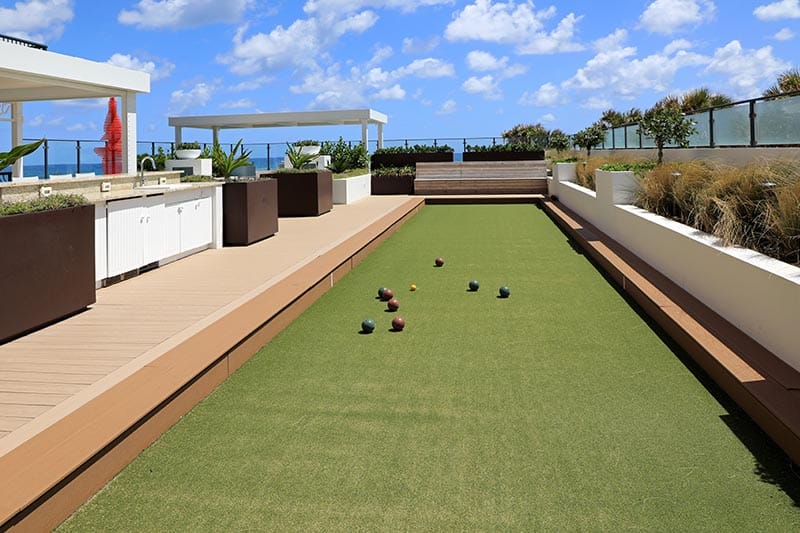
[0,138,45,170]
[212,139,253,178]
[763,68,800,97]
[680,87,733,112]
[285,143,318,169]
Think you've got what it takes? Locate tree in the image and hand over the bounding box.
[637,102,696,164]
[572,124,605,158]
[502,123,549,148]
[763,68,800,97]
[547,129,571,153]
[679,87,732,112]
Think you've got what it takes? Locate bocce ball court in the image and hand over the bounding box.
[51,201,800,531]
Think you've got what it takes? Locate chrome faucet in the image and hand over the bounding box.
[139,156,156,186]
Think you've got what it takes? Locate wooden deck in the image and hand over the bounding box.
[0,195,424,530]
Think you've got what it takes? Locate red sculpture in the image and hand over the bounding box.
[94,97,123,175]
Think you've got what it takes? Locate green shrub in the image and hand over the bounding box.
[371,165,415,177]
[0,193,88,216]
[373,144,453,154]
[176,141,201,150]
[465,142,542,152]
[137,147,169,170]
[320,137,368,173]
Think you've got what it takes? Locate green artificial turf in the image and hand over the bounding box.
[59,205,800,531]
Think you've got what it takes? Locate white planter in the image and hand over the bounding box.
[558,168,800,372]
[333,173,371,204]
[298,145,321,156]
[175,149,201,159]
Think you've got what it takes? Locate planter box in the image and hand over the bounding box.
[0,205,95,343]
[223,179,278,245]
[273,170,333,216]
[370,152,453,169]
[462,150,545,162]
[333,173,371,204]
[371,173,415,195]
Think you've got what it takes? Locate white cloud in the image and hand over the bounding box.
[402,36,440,54]
[118,0,254,29]
[704,40,790,97]
[581,96,612,109]
[27,114,45,127]
[445,0,583,54]
[66,121,96,132]
[0,0,73,42]
[465,50,527,78]
[562,29,708,98]
[373,84,406,100]
[220,98,255,109]
[462,75,501,99]
[639,0,716,35]
[368,45,393,67]
[754,0,800,20]
[228,76,273,92]
[169,82,216,114]
[303,0,453,14]
[437,99,457,114]
[663,39,693,55]
[519,82,563,106]
[539,113,555,122]
[773,27,795,40]
[395,58,455,78]
[107,53,174,82]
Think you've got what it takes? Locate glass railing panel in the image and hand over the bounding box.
[613,127,625,148]
[625,126,640,149]
[687,111,710,147]
[712,104,750,146]
[755,96,800,145]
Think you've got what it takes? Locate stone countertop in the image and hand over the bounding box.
[95,181,221,202]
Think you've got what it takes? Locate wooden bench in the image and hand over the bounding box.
[415,161,548,195]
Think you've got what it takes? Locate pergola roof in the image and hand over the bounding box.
[168,109,387,130]
[0,40,149,102]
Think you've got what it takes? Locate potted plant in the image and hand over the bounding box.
[175,141,202,159]
[371,165,415,195]
[272,144,333,216]
[216,139,278,245]
[293,139,321,156]
[0,193,95,342]
[321,138,370,204]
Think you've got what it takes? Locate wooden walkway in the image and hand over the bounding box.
[0,195,424,530]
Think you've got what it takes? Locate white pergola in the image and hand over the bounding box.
[0,38,150,176]
[168,109,388,151]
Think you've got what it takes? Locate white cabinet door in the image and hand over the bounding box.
[163,200,182,258]
[143,196,165,265]
[107,197,146,277]
[181,196,213,252]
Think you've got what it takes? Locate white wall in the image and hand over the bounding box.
[550,165,800,372]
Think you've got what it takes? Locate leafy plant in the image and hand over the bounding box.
[599,161,657,176]
[637,101,697,164]
[0,193,87,217]
[572,124,605,158]
[0,138,45,170]
[180,175,217,183]
[137,146,169,170]
[763,67,800,98]
[293,139,320,147]
[373,144,453,154]
[547,129,571,153]
[213,139,253,178]
[502,123,549,148]
[465,142,542,152]
[320,137,368,173]
[176,141,201,150]
[285,143,319,169]
[371,165,414,177]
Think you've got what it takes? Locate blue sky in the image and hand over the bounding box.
[3,0,799,145]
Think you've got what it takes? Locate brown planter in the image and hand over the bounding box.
[462,150,545,161]
[371,173,415,195]
[274,170,333,216]
[0,204,95,343]
[223,179,279,245]
[371,152,453,169]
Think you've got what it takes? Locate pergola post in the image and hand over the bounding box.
[212,127,220,146]
[174,126,182,146]
[361,120,369,151]
[120,92,137,174]
[10,102,23,177]
[377,122,384,150]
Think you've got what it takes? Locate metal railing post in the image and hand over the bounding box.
[43,139,49,179]
[749,100,757,146]
[267,144,271,170]
[709,109,715,147]
[76,140,81,173]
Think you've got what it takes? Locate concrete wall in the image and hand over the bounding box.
[550,164,800,372]
[593,146,800,166]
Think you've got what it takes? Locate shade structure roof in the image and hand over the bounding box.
[0,40,149,102]
[168,109,387,130]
